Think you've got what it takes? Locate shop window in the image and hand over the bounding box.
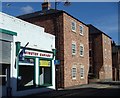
[39,60,52,86]
[17,58,35,90]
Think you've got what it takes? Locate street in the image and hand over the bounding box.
[22,82,120,97]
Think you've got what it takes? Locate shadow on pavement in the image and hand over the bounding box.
[21,84,120,97]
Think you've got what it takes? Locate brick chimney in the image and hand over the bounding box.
[42,2,51,11]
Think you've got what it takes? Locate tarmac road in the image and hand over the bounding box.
[29,82,120,97]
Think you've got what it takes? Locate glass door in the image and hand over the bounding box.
[39,60,52,86]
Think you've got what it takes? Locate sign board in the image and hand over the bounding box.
[40,60,50,67]
[24,50,53,59]
[54,60,60,65]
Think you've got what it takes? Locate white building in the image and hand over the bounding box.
[0,12,55,97]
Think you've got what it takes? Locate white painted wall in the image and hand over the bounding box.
[0,12,55,96]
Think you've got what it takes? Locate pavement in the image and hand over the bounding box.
[21,81,120,97]
[2,81,120,97]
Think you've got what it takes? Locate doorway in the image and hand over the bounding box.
[39,60,52,86]
[17,58,35,90]
[0,64,10,97]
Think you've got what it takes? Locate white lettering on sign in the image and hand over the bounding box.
[24,50,53,59]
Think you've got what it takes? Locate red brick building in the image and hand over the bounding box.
[18,2,89,88]
[112,42,120,81]
[88,24,113,82]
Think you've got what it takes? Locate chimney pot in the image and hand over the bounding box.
[42,2,51,11]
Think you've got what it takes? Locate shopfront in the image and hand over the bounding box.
[0,28,17,97]
[0,12,55,97]
[16,46,55,91]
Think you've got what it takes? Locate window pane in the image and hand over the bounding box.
[72,68,76,79]
[80,45,84,56]
[72,44,76,54]
[80,66,84,79]
[72,21,76,31]
[80,26,83,35]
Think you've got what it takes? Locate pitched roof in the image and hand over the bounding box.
[17,9,61,19]
[17,9,88,27]
[88,24,112,39]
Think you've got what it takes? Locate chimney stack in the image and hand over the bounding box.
[42,0,51,11]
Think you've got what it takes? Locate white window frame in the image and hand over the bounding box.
[80,25,84,36]
[71,20,76,32]
[72,42,76,55]
[80,65,84,79]
[80,44,84,57]
[72,66,77,80]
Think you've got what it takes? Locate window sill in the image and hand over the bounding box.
[80,77,84,79]
[72,53,76,56]
[80,55,84,58]
[80,33,84,36]
[72,30,76,33]
[72,78,76,80]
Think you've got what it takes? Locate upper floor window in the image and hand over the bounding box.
[72,42,76,55]
[105,49,107,58]
[71,21,76,32]
[80,44,84,57]
[80,25,84,35]
[72,67,77,79]
[104,36,106,44]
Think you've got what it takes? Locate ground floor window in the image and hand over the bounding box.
[17,57,52,90]
[17,58,35,90]
[80,65,84,79]
[72,67,77,80]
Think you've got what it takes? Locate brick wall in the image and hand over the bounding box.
[21,11,89,88]
[93,34,103,79]
[89,25,112,81]
[63,13,89,87]
[112,45,120,81]
[101,34,112,81]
